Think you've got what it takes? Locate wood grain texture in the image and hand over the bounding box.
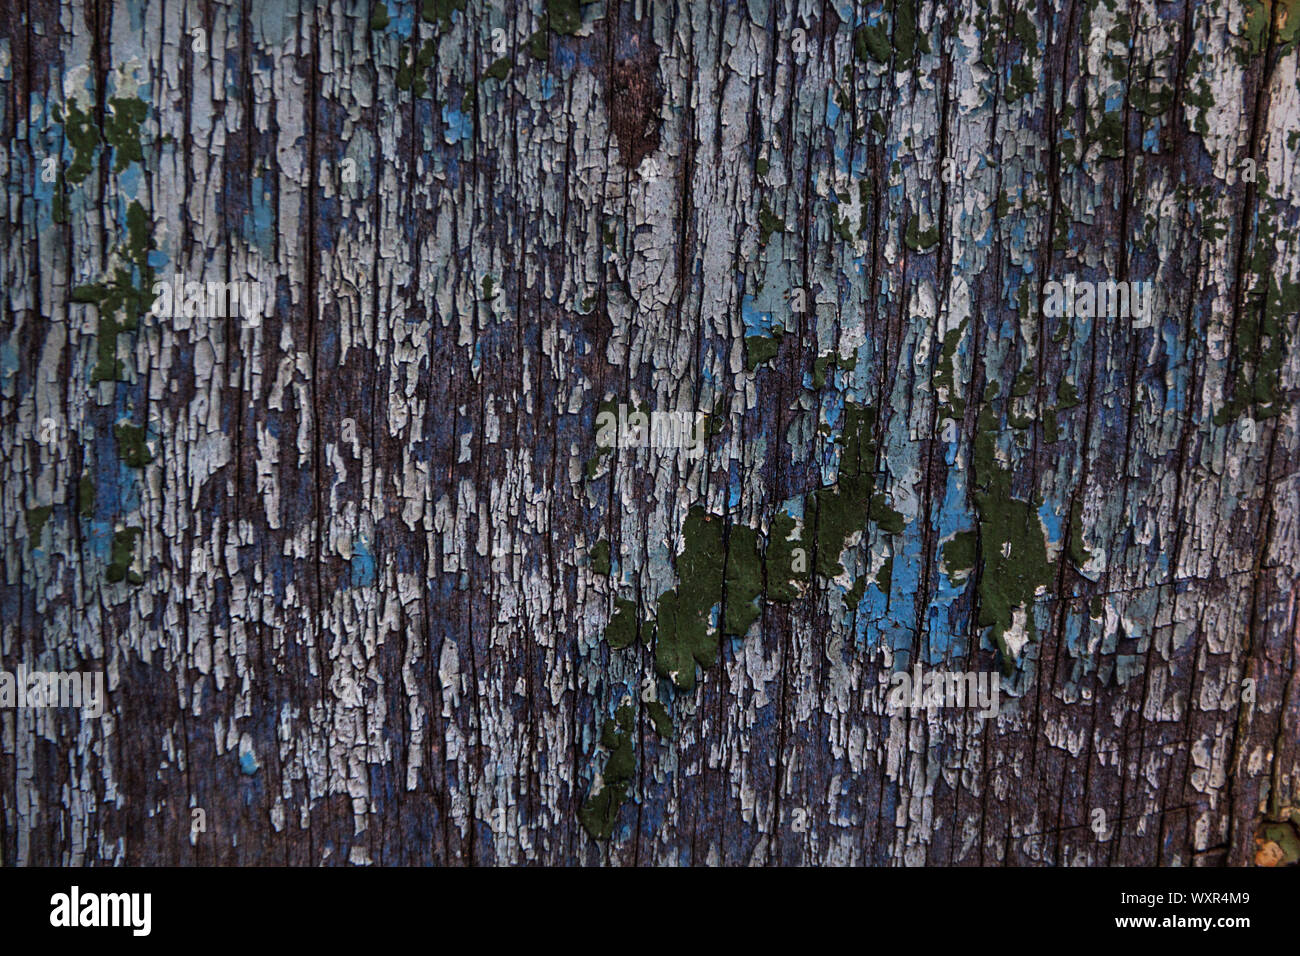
[1,0,1297,866]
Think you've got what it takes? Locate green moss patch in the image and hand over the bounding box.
[578,702,636,840]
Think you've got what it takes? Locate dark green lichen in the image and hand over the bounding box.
[590,539,611,576]
[646,700,673,740]
[584,447,612,480]
[764,511,809,603]
[653,509,724,690]
[422,0,466,28]
[723,524,763,637]
[1056,378,1080,409]
[870,493,905,534]
[72,200,156,384]
[1043,407,1059,443]
[1213,201,1296,425]
[758,197,786,245]
[875,553,893,594]
[808,403,882,578]
[745,332,783,371]
[54,100,99,187]
[649,508,768,691]
[941,529,978,584]
[892,0,929,68]
[969,391,1055,673]
[577,702,635,840]
[604,598,640,650]
[483,56,512,81]
[812,352,857,390]
[1090,109,1125,161]
[107,526,144,585]
[934,319,968,418]
[78,472,96,517]
[526,29,549,61]
[395,38,436,97]
[1010,364,1035,398]
[546,0,598,36]
[114,422,154,468]
[1004,9,1040,102]
[104,96,147,172]
[25,506,53,544]
[854,23,890,64]
[905,216,939,251]
[853,0,929,69]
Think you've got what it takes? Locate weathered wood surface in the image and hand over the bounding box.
[1,0,1298,866]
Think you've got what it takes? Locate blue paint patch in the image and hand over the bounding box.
[1142,122,1160,153]
[740,293,776,338]
[350,535,376,588]
[1038,501,1063,548]
[1064,608,1086,659]
[388,9,413,33]
[242,175,275,256]
[87,520,113,565]
[442,107,471,145]
[117,162,142,199]
[0,342,18,384]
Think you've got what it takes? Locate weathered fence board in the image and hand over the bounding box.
[1,0,1297,865]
